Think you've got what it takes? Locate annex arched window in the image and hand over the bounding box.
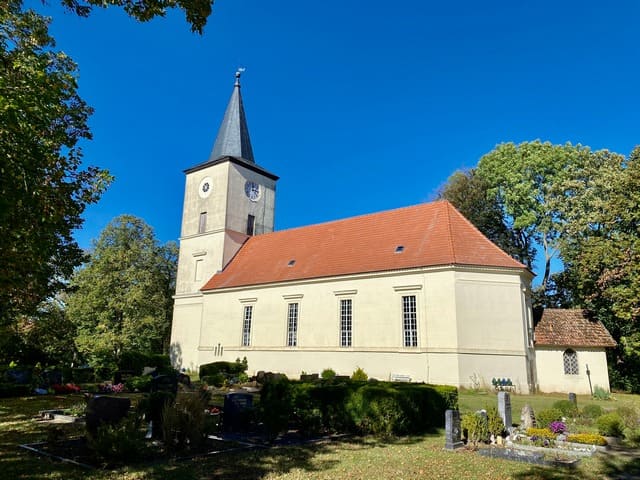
[563,349,579,375]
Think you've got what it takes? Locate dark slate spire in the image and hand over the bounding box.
[209,69,255,163]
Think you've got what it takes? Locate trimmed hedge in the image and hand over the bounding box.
[258,377,457,438]
[199,359,247,380]
[118,352,172,375]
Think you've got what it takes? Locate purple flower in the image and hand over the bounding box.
[549,421,566,434]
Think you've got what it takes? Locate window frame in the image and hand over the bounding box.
[340,298,353,347]
[563,348,579,375]
[286,302,299,347]
[402,294,418,348]
[241,305,253,347]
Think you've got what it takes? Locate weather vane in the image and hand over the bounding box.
[235,67,246,85]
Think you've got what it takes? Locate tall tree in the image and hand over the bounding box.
[558,146,640,391]
[476,141,596,290]
[438,169,534,268]
[0,1,111,329]
[66,215,177,374]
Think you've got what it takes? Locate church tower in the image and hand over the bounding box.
[174,71,278,296]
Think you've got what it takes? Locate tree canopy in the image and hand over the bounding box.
[441,141,640,391]
[66,215,177,375]
[0,1,112,328]
[60,0,215,33]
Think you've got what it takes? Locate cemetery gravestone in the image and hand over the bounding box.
[223,392,254,432]
[521,404,536,430]
[445,409,464,450]
[498,391,512,429]
[86,395,131,436]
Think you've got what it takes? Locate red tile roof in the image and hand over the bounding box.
[202,200,526,291]
[534,309,617,348]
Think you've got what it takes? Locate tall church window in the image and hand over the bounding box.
[199,212,207,234]
[242,306,253,347]
[340,299,352,347]
[287,303,299,347]
[247,214,255,235]
[563,349,578,375]
[402,295,418,347]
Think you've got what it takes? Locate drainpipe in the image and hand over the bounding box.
[586,364,593,396]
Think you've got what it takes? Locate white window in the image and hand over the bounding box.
[199,212,207,234]
[242,305,253,347]
[340,299,352,347]
[287,303,298,347]
[563,349,578,375]
[402,295,418,347]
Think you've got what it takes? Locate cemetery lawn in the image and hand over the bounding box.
[1,393,639,480]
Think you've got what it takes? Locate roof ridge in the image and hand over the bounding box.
[259,201,447,237]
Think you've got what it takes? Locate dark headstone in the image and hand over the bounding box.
[445,409,464,450]
[150,374,178,395]
[42,370,63,386]
[568,392,577,406]
[85,395,131,436]
[6,368,32,384]
[223,392,254,432]
[498,391,512,428]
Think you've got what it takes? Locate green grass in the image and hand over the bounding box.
[1,393,639,479]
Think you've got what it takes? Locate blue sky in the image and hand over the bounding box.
[31,1,640,262]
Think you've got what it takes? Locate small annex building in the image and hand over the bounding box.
[533,308,616,394]
[169,73,614,394]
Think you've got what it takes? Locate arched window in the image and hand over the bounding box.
[563,349,578,375]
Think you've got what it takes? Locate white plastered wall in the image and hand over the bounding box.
[535,347,611,394]
[173,266,532,390]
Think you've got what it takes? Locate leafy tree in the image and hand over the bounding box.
[0,1,112,330]
[438,168,534,267]
[476,141,596,290]
[558,146,640,391]
[66,215,177,376]
[59,0,215,34]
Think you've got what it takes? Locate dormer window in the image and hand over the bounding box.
[395,245,405,253]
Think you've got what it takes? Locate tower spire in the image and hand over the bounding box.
[209,69,255,163]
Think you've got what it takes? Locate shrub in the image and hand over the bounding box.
[486,406,504,437]
[536,408,563,429]
[593,385,611,400]
[125,375,153,392]
[118,352,173,376]
[581,404,604,419]
[596,412,625,437]
[351,367,368,382]
[566,433,608,446]
[526,427,556,440]
[199,359,247,381]
[346,385,405,437]
[87,416,146,464]
[321,368,336,381]
[161,392,210,451]
[461,412,488,447]
[615,406,640,432]
[553,400,578,418]
[258,374,292,440]
[201,373,226,387]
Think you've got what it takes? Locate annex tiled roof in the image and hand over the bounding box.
[202,200,526,291]
[534,308,617,348]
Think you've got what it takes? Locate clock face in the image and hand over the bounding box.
[198,177,213,199]
[244,181,261,201]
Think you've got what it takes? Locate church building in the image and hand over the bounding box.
[170,73,614,394]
